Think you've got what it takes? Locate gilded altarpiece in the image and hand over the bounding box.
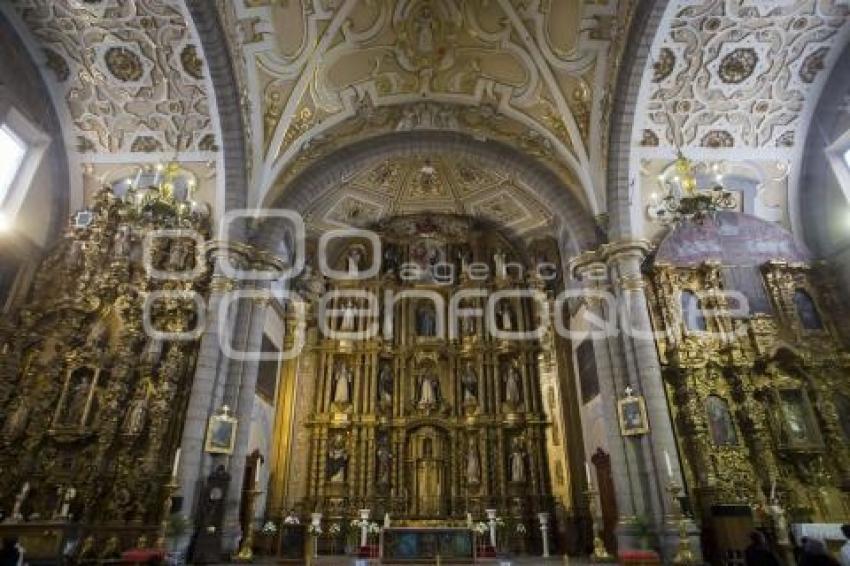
[648,257,850,534]
[269,215,578,536]
[0,186,212,555]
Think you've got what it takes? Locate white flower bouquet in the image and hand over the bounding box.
[308,524,322,535]
[367,522,381,534]
[515,523,527,534]
[473,522,489,535]
[329,523,341,535]
[261,521,278,535]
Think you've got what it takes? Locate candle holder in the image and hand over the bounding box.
[665,480,696,566]
[235,489,262,562]
[665,480,684,522]
[156,476,180,550]
[584,488,611,562]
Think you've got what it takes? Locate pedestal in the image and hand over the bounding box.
[538,512,550,558]
[485,509,497,549]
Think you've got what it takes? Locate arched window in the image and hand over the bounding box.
[793,289,823,330]
[680,290,706,331]
[705,395,738,446]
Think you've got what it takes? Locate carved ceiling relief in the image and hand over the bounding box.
[302,154,553,237]
[218,0,627,212]
[7,0,217,155]
[645,0,850,150]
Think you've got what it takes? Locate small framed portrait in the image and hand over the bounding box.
[618,391,649,436]
[205,410,238,454]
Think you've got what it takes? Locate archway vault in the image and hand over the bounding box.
[263,131,602,258]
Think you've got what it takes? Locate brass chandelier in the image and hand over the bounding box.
[647,150,736,225]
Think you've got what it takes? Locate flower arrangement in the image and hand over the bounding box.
[308,524,322,536]
[367,522,381,534]
[515,522,527,534]
[473,522,489,535]
[351,518,370,529]
[329,523,341,535]
[494,517,506,529]
[261,521,278,535]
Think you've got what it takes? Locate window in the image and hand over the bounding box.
[0,104,49,220]
[0,125,26,203]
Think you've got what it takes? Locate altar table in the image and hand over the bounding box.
[381,527,475,564]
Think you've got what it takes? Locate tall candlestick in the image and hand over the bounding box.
[664,450,673,479]
[171,448,181,478]
[255,459,262,485]
[769,478,776,502]
[585,462,593,486]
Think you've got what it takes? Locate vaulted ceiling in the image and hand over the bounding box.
[3,0,849,248]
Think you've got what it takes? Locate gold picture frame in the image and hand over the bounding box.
[205,408,238,454]
[618,392,649,436]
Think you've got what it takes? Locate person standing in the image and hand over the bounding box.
[840,524,850,566]
[744,531,781,566]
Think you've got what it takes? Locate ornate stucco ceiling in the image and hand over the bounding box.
[631,0,850,238]
[1,0,222,211]
[301,152,555,236]
[216,0,638,215]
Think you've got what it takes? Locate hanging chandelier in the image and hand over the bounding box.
[647,151,736,224]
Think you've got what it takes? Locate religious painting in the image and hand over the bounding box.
[205,409,238,454]
[680,290,707,332]
[794,289,823,331]
[776,389,821,448]
[705,395,738,446]
[618,390,649,436]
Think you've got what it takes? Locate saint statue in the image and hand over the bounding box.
[499,303,513,331]
[123,396,147,435]
[376,438,391,485]
[66,240,84,271]
[2,401,28,440]
[461,362,478,404]
[113,225,131,258]
[493,248,507,279]
[326,434,348,482]
[504,360,522,406]
[346,247,363,276]
[466,436,481,485]
[378,361,393,405]
[340,300,357,332]
[64,376,92,426]
[417,368,439,409]
[417,305,436,336]
[509,439,525,483]
[333,361,352,405]
[10,482,30,521]
[168,240,190,271]
[86,318,109,353]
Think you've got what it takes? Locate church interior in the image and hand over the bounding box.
[0,1,849,564]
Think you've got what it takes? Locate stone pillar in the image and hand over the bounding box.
[175,253,232,552]
[570,261,640,535]
[607,242,700,563]
[221,288,270,552]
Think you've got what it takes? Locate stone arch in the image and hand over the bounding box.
[262,131,600,260]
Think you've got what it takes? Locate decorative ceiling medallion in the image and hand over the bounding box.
[700,130,734,148]
[104,46,144,82]
[718,47,758,84]
[775,131,795,148]
[653,47,675,82]
[325,195,385,228]
[130,136,163,153]
[180,45,204,80]
[799,47,828,84]
[43,48,69,82]
[641,129,660,147]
